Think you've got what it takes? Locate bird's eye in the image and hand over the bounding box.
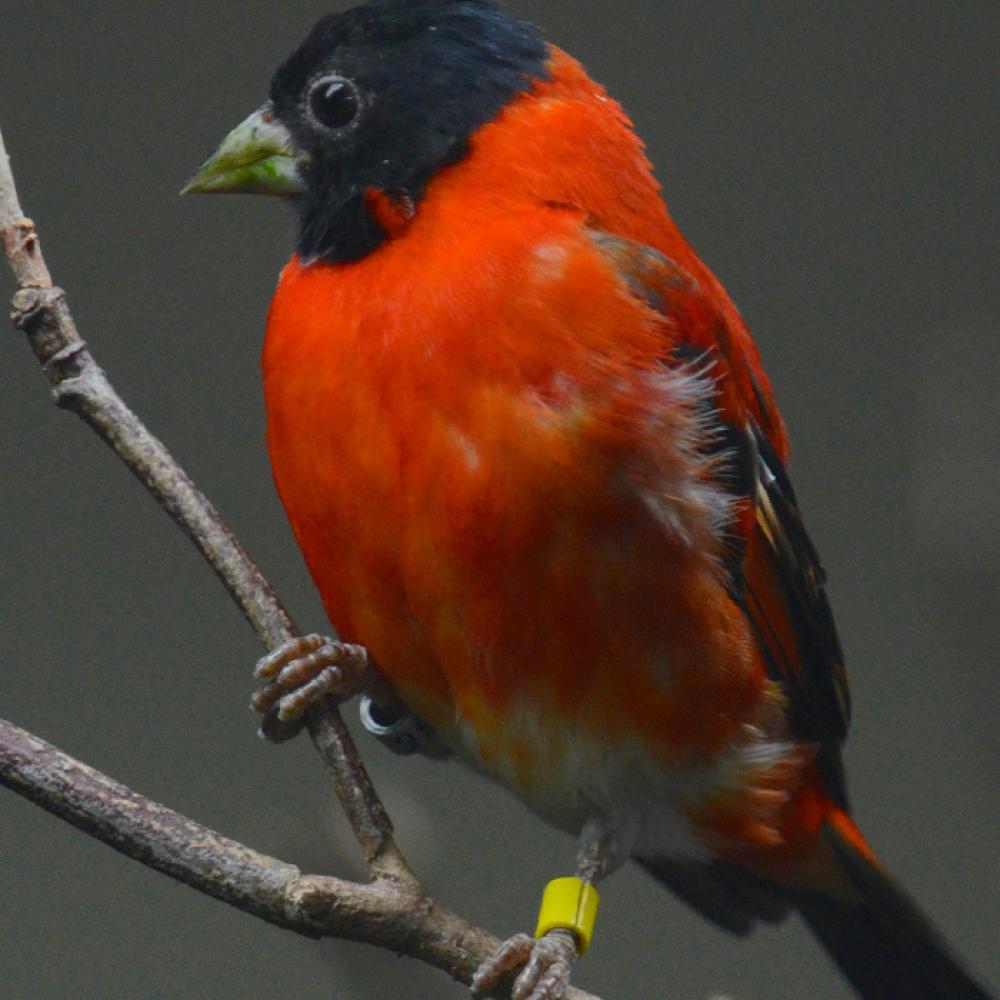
[308,76,360,130]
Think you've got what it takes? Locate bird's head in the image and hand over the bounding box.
[183,0,548,263]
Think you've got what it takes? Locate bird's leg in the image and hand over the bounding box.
[471,816,622,1000]
[251,633,383,742]
[252,634,453,757]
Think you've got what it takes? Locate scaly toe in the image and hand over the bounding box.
[251,635,370,739]
[511,931,576,1000]
[254,633,328,680]
[472,931,577,1000]
[517,961,571,1000]
[471,933,535,996]
[276,664,344,720]
[251,650,342,713]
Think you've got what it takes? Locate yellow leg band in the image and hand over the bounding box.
[534,877,600,955]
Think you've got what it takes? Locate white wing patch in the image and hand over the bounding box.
[631,359,736,553]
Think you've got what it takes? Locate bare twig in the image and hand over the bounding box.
[0,122,408,886]
[0,123,604,997]
[0,719,599,999]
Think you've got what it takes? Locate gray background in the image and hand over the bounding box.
[1,2,996,998]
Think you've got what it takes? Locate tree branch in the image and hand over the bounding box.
[0,718,602,998]
[0,123,601,999]
[0,121,406,884]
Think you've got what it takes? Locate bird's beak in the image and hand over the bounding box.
[181,104,307,197]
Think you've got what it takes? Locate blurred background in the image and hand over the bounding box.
[1,2,996,998]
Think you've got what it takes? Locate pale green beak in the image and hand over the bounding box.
[181,104,307,197]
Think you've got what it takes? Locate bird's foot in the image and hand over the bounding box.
[251,634,370,742]
[472,929,578,1000]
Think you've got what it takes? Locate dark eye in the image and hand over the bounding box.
[308,76,360,130]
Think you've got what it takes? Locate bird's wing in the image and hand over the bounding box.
[589,230,851,807]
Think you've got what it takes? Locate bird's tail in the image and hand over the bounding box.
[642,809,993,998]
[791,816,993,999]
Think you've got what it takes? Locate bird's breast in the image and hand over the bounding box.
[262,219,780,847]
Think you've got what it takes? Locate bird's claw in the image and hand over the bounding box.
[251,634,369,741]
[472,929,578,1000]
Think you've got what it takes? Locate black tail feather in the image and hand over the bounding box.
[639,824,994,998]
[792,826,993,999]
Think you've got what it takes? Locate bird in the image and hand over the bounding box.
[183,2,993,997]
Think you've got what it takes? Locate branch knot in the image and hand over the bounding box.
[0,215,41,266]
[43,337,89,375]
[10,284,62,328]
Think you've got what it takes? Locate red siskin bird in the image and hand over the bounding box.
[184,2,992,997]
